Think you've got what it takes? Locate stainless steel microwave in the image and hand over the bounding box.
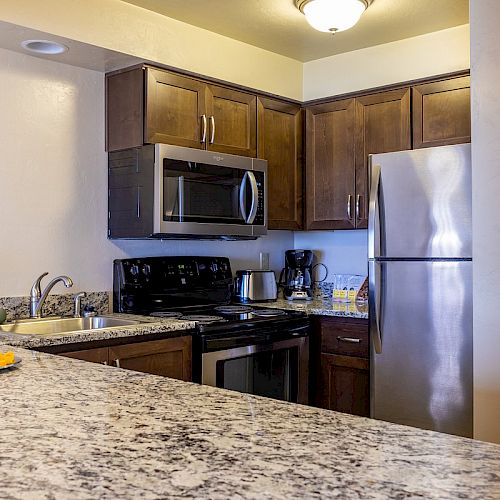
[108,144,267,239]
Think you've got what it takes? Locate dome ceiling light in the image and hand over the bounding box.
[295,0,373,33]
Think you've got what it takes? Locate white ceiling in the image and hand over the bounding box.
[121,0,469,62]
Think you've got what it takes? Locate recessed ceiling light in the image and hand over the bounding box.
[21,40,68,55]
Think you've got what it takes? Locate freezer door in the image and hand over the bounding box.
[369,144,471,259]
[370,260,472,437]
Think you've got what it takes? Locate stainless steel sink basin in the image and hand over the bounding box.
[0,316,142,336]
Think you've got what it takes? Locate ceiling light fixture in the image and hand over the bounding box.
[295,0,373,33]
[21,40,68,55]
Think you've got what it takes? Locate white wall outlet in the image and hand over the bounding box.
[259,252,270,270]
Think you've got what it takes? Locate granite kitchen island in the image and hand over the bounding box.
[1,345,499,499]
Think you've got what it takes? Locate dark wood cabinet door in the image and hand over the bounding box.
[257,97,303,230]
[109,336,192,381]
[145,68,206,149]
[412,76,471,149]
[106,68,144,152]
[60,347,109,365]
[319,353,370,417]
[206,85,257,157]
[355,89,411,228]
[306,99,356,230]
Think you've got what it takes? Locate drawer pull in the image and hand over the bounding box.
[337,336,362,343]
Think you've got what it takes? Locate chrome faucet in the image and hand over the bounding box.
[30,272,73,318]
[72,292,86,318]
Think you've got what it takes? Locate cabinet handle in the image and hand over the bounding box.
[347,194,352,219]
[356,194,361,221]
[201,115,207,143]
[209,116,215,144]
[337,336,362,343]
[115,358,121,368]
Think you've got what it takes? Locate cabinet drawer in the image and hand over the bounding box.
[320,318,369,358]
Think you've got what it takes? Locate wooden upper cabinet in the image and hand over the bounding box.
[145,68,206,150]
[106,66,257,155]
[257,97,303,230]
[306,99,356,230]
[106,68,145,152]
[412,76,471,149]
[108,336,192,382]
[206,86,256,157]
[355,89,411,228]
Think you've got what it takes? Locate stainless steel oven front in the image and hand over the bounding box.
[153,144,267,237]
[201,325,309,404]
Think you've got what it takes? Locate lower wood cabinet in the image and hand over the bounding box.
[319,353,369,417]
[310,316,370,417]
[60,336,192,382]
[61,347,109,364]
[109,337,192,380]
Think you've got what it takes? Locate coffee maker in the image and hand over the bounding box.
[282,249,314,301]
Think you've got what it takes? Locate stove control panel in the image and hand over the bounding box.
[113,256,234,313]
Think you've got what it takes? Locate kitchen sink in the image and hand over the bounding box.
[0,316,142,336]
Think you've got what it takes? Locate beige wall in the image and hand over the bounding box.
[0,0,302,100]
[0,48,293,297]
[470,1,500,444]
[303,24,470,101]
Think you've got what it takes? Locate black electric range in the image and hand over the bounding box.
[113,256,310,403]
[113,256,308,333]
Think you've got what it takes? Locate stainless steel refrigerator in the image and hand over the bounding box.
[368,143,472,438]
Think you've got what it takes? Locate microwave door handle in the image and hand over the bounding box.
[239,171,249,221]
[246,171,258,224]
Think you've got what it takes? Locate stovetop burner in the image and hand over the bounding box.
[214,305,253,314]
[181,315,227,324]
[150,311,183,318]
[251,309,286,317]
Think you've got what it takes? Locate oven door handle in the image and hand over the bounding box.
[205,333,268,351]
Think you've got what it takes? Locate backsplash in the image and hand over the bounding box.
[0,292,110,321]
[314,282,335,299]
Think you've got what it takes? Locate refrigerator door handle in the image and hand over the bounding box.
[368,163,381,260]
[369,260,382,354]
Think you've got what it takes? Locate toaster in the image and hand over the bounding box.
[233,270,278,303]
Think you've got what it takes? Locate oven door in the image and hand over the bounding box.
[202,334,309,404]
[154,144,267,237]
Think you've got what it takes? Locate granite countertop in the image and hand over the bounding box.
[253,297,369,319]
[0,344,498,499]
[0,313,196,349]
